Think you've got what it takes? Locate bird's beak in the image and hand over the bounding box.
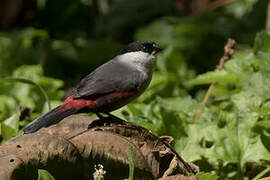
[151,46,164,55]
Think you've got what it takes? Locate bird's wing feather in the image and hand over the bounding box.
[73,60,146,99]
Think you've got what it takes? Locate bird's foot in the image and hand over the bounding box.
[88,113,141,129]
[105,113,142,128]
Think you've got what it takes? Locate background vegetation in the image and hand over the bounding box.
[0,0,269,179]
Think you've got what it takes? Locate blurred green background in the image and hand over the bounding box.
[1,0,270,179]
[0,0,266,81]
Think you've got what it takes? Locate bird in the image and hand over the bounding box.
[22,41,163,134]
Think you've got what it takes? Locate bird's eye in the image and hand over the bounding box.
[143,45,152,53]
[143,46,148,52]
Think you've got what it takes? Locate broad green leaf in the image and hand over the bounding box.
[137,72,179,102]
[0,65,64,143]
[135,17,175,47]
[186,70,240,86]
[196,172,219,180]
[224,0,258,18]
[254,30,270,54]
[1,123,18,143]
[38,169,56,180]
[0,77,51,110]
[0,96,17,122]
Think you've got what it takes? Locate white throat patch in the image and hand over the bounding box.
[115,51,156,72]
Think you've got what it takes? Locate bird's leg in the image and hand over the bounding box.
[106,113,123,120]
[91,112,112,127]
[105,112,127,124]
[96,112,104,120]
[94,112,141,128]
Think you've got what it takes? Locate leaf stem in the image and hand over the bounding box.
[127,145,135,180]
[252,166,270,180]
[207,0,236,11]
[266,1,270,30]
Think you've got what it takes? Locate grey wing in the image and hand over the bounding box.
[73,60,146,99]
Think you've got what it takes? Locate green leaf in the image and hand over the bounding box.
[1,123,18,143]
[254,30,270,54]
[196,172,219,180]
[186,69,240,86]
[254,120,270,132]
[38,169,56,180]
[0,65,64,143]
[0,96,17,122]
[135,17,210,50]
[137,72,179,102]
[0,77,51,110]
[224,0,258,18]
[6,113,19,130]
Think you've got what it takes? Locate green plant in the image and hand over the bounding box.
[112,30,270,179]
[0,65,64,143]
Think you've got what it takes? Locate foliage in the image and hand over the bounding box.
[0,28,49,76]
[224,0,259,18]
[0,65,64,143]
[195,172,219,180]
[114,30,270,179]
[38,169,56,180]
[0,0,269,179]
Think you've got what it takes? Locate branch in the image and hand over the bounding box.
[207,0,236,11]
[266,1,270,30]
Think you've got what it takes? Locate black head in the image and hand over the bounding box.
[119,41,163,55]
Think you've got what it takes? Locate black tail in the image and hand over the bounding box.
[22,106,78,134]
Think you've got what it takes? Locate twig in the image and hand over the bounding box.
[188,0,236,15]
[194,38,236,122]
[266,1,270,30]
[207,0,236,11]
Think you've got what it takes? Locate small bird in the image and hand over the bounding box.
[22,41,163,134]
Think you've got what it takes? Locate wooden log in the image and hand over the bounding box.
[0,115,199,180]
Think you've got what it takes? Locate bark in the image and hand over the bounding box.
[0,115,199,180]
